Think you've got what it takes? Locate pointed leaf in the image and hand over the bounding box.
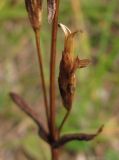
[10,92,49,142]
[53,125,104,148]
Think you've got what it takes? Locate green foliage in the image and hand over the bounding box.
[105,149,119,160]
[21,133,50,160]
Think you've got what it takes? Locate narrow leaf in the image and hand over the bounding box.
[53,125,104,148]
[10,92,49,142]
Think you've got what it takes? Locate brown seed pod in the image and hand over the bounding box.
[58,54,76,110]
[25,0,43,31]
[58,24,90,110]
[47,0,56,23]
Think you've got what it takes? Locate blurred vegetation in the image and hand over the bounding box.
[0,0,119,159]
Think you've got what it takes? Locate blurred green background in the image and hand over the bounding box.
[0,0,119,159]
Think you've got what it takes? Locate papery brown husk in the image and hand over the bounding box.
[47,0,56,23]
[58,51,76,110]
[58,24,90,110]
[25,0,43,30]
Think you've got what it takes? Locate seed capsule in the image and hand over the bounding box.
[25,0,43,31]
[47,0,56,23]
[58,23,90,110]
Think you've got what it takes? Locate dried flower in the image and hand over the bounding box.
[25,0,43,31]
[47,0,56,23]
[58,23,90,110]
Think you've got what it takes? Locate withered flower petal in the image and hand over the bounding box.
[64,31,78,55]
[58,23,71,37]
[25,0,43,31]
[59,23,78,55]
[72,57,91,72]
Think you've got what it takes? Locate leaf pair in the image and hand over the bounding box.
[10,92,104,148]
[58,23,90,110]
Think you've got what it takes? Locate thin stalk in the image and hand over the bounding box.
[34,29,49,129]
[59,110,71,133]
[51,147,59,160]
[50,0,59,139]
[49,0,60,159]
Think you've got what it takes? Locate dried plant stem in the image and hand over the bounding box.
[50,0,59,139]
[9,2,104,160]
[59,110,71,133]
[51,148,59,160]
[34,29,49,129]
[50,0,60,159]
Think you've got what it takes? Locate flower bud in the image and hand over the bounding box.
[25,0,43,31]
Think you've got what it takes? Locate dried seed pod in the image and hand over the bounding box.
[58,24,90,110]
[58,24,77,110]
[25,0,43,31]
[47,0,56,23]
